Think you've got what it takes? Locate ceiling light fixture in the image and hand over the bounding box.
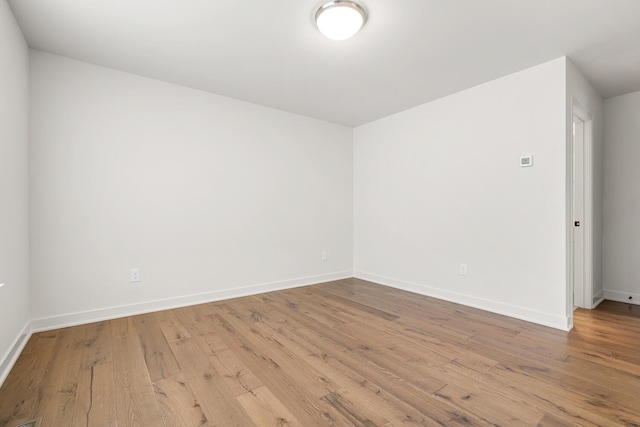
[315,1,367,41]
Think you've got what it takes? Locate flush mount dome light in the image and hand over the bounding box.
[315,1,367,41]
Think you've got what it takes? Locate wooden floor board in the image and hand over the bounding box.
[79,321,113,370]
[0,367,47,427]
[2,278,640,426]
[11,331,58,373]
[204,311,349,425]
[236,385,304,427]
[110,317,165,427]
[152,374,209,427]
[71,362,117,427]
[132,313,181,382]
[167,337,257,426]
[153,309,192,343]
[253,318,436,426]
[37,325,86,427]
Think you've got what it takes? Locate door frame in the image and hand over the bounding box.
[571,99,594,310]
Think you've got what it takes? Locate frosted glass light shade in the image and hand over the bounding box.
[315,1,367,41]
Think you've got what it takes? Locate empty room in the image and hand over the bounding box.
[2,0,640,426]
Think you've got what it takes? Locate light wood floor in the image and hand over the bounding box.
[1,278,640,426]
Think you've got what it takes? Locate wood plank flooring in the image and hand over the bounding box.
[2,278,640,426]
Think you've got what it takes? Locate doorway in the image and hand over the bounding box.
[572,103,593,309]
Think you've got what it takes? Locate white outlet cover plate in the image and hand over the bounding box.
[520,155,534,167]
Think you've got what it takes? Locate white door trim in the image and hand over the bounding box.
[571,98,594,309]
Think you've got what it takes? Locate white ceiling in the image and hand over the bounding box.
[8,0,640,126]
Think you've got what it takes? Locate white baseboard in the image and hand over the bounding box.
[592,290,605,308]
[603,289,640,306]
[354,271,572,331]
[0,321,32,387]
[30,271,352,333]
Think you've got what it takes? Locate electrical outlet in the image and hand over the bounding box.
[459,263,467,275]
[520,155,534,167]
[321,251,328,261]
[131,268,141,282]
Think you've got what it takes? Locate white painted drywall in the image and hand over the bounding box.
[354,58,570,329]
[0,0,30,374]
[566,59,604,308]
[29,51,353,324]
[603,90,640,304]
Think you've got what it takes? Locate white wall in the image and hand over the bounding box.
[0,0,30,381]
[354,58,571,329]
[603,90,640,303]
[29,51,353,328]
[566,60,604,309]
